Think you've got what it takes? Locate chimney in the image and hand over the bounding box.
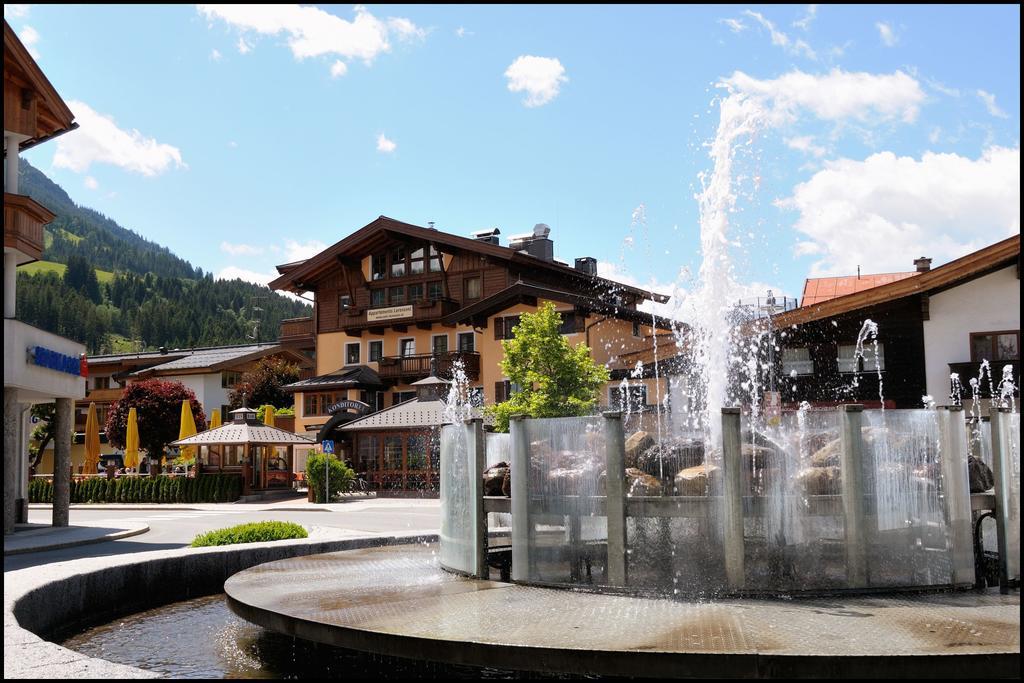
[471,228,501,245]
[914,257,932,273]
[574,257,597,275]
[509,223,554,261]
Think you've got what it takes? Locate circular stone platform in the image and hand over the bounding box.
[225,543,1019,679]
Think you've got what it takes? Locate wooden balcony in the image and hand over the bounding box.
[4,192,54,264]
[83,387,124,403]
[278,316,314,347]
[377,351,480,383]
[341,298,461,332]
[949,360,1020,398]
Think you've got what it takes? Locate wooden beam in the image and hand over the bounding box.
[416,322,433,331]
[393,324,408,333]
[368,326,386,336]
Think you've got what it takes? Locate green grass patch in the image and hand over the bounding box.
[18,259,115,283]
[190,521,308,547]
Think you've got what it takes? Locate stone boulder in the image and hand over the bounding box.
[598,467,663,497]
[674,463,719,496]
[501,470,511,497]
[796,466,841,496]
[483,462,509,496]
[624,431,655,468]
[968,455,994,493]
[634,438,705,480]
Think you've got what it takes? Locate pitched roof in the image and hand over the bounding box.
[171,423,314,446]
[801,272,918,306]
[269,215,669,304]
[128,344,305,377]
[339,397,482,431]
[3,20,76,147]
[282,365,385,392]
[775,235,1020,327]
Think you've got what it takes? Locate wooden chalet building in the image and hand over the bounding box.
[270,216,677,492]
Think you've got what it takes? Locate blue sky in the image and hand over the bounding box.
[7,4,1020,309]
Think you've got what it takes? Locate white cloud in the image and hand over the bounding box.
[977,89,1008,119]
[928,126,941,144]
[721,68,926,124]
[876,21,897,47]
[18,25,40,58]
[784,135,827,157]
[778,146,1020,276]
[83,176,99,190]
[215,266,275,286]
[376,133,396,154]
[196,4,423,65]
[52,100,186,176]
[743,10,816,59]
[283,239,327,262]
[220,241,264,256]
[4,5,30,19]
[330,59,348,78]
[719,18,747,33]
[210,48,222,61]
[793,5,818,31]
[924,76,959,98]
[504,55,568,107]
[236,36,253,54]
[455,26,473,38]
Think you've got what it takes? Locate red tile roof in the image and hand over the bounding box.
[800,272,918,306]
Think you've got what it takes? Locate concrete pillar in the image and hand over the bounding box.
[4,388,19,534]
[939,407,974,585]
[840,404,869,588]
[17,403,31,523]
[989,407,1012,594]
[510,415,530,582]
[4,251,16,320]
[466,418,487,579]
[721,408,745,591]
[5,135,19,193]
[52,398,73,527]
[603,411,627,587]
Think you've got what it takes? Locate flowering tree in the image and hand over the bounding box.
[106,379,207,458]
[228,357,300,410]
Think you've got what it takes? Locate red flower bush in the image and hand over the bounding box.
[105,379,207,458]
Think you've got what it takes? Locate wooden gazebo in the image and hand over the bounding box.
[172,407,313,492]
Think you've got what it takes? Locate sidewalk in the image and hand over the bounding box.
[26,495,440,514]
[4,521,149,556]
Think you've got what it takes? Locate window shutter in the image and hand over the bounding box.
[494,317,503,340]
[495,381,507,403]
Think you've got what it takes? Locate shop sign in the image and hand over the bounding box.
[367,305,413,322]
[327,399,371,415]
[28,346,87,377]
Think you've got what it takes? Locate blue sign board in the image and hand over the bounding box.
[29,346,84,377]
[321,440,335,454]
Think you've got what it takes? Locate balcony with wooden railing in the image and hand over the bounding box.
[83,387,125,403]
[4,192,54,263]
[278,316,314,346]
[377,351,480,382]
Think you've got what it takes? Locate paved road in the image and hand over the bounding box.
[5,498,440,572]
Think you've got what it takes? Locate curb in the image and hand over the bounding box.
[4,524,150,556]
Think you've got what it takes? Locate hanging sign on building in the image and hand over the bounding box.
[367,305,413,322]
[327,399,371,416]
[27,346,87,377]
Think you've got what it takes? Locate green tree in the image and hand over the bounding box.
[487,302,610,432]
[229,357,302,409]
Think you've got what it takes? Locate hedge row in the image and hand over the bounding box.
[29,474,244,504]
[191,521,308,547]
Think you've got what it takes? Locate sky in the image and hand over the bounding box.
[7,4,1020,313]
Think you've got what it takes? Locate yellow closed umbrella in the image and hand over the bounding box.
[124,407,140,472]
[178,400,198,461]
[263,405,275,428]
[208,409,222,430]
[84,402,101,474]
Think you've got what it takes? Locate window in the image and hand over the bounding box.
[409,283,424,303]
[495,380,511,403]
[338,294,352,312]
[369,340,383,362]
[390,246,406,277]
[221,371,242,388]
[399,338,416,356]
[782,348,814,376]
[371,288,386,307]
[304,392,342,416]
[558,311,583,335]
[345,342,360,365]
[410,247,426,275]
[432,334,449,355]
[838,343,885,373]
[384,436,404,470]
[427,281,443,300]
[971,331,1020,362]
[429,246,443,272]
[357,435,379,472]
[374,391,385,412]
[389,285,406,305]
[633,321,641,338]
[609,385,648,411]
[495,315,521,340]
[407,434,428,470]
[372,254,387,281]
[464,276,481,300]
[457,332,475,352]
[392,391,416,406]
[94,376,110,390]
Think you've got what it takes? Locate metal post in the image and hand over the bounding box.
[466,418,488,579]
[52,398,73,527]
[509,415,530,582]
[721,408,745,591]
[989,407,1011,594]
[840,404,868,588]
[939,407,974,585]
[325,451,329,504]
[603,411,627,586]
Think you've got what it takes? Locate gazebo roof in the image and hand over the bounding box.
[171,423,314,446]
